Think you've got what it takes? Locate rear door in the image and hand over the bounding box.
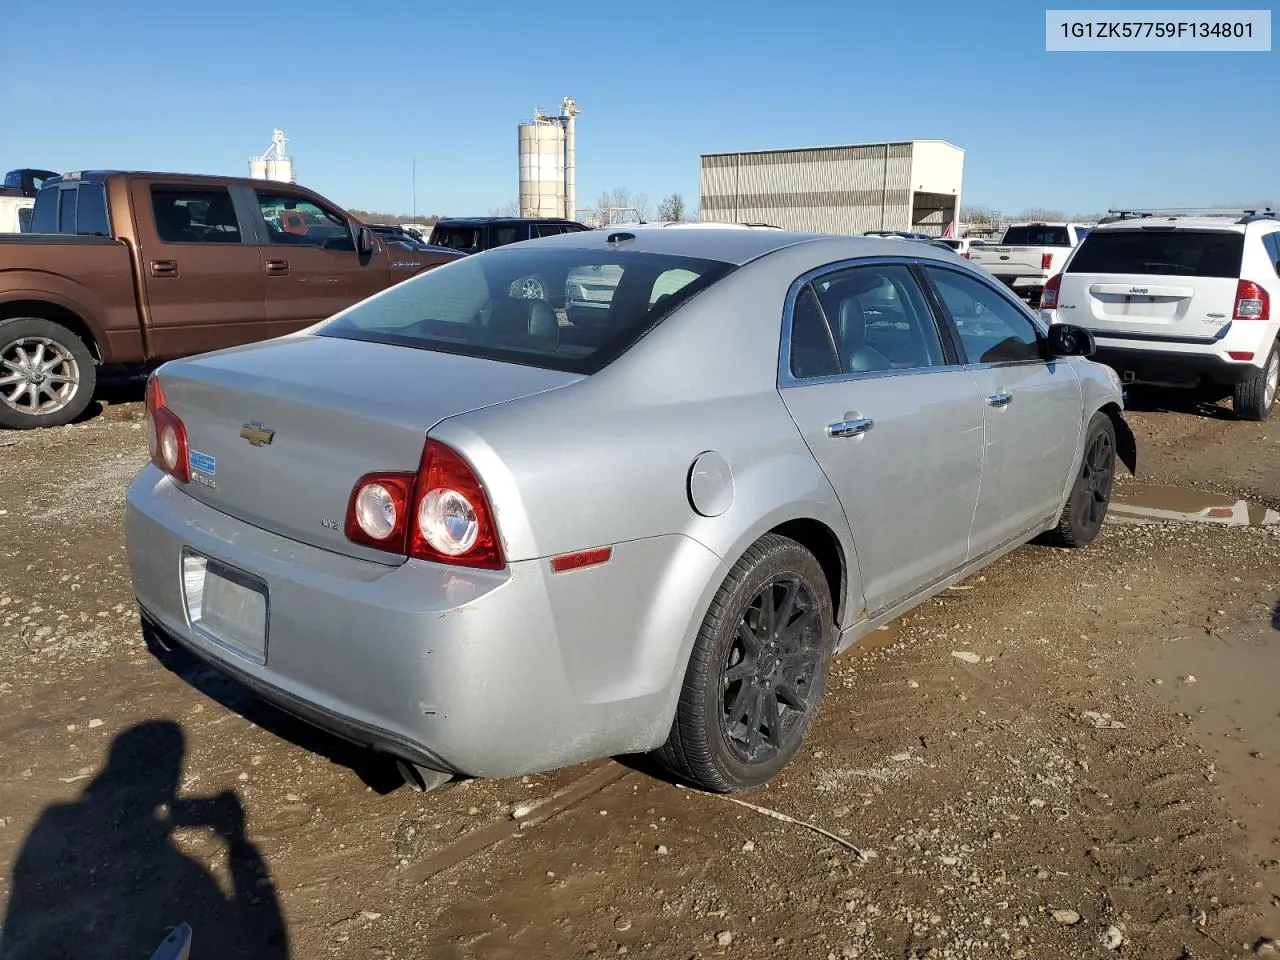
[248,187,391,337]
[921,264,1082,554]
[777,260,985,615]
[133,180,267,359]
[1055,227,1244,342]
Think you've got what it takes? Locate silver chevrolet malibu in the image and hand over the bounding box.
[125,228,1136,793]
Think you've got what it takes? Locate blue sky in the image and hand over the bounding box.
[4,1,1274,218]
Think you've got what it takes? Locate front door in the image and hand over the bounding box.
[778,261,985,616]
[250,188,390,338]
[134,181,266,359]
[920,264,1083,556]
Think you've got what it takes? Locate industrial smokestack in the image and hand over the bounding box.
[562,98,578,221]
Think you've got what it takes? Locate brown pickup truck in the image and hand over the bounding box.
[0,170,463,429]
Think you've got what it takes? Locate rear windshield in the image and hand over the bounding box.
[940,238,963,250]
[1066,229,1244,278]
[1000,225,1073,246]
[315,248,735,374]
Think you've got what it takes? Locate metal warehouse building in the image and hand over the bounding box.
[699,140,964,236]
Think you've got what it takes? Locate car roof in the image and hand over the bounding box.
[496,228,964,267]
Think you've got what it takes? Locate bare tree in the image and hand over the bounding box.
[960,205,997,225]
[1015,207,1067,221]
[596,187,642,225]
[634,192,650,222]
[488,200,520,217]
[658,193,687,222]
[1071,212,1107,223]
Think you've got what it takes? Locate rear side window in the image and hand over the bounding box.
[152,187,243,244]
[17,206,32,232]
[1001,225,1072,246]
[493,225,519,247]
[534,223,566,238]
[1066,229,1244,278]
[76,183,110,236]
[315,248,734,374]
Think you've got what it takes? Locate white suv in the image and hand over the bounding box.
[1040,209,1280,420]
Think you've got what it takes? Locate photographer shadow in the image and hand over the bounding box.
[0,721,289,959]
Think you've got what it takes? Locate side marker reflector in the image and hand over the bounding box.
[550,546,613,573]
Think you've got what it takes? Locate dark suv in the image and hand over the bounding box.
[428,217,590,255]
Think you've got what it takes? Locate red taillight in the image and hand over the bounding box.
[1041,273,1063,310]
[1041,252,1053,271]
[145,376,189,483]
[345,471,415,548]
[1233,280,1270,320]
[345,439,504,570]
[960,251,970,259]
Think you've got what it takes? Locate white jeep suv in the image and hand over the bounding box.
[1040,209,1280,420]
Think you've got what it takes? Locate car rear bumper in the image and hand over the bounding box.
[125,466,717,778]
[1092,343,1260,386]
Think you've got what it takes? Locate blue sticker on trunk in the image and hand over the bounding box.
[189,450,217,476]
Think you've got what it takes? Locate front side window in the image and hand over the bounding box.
[493,225,520,247]
[152,187,243,244]
[315,248,733,374]
[924,267,1042,365]
[256,192,350,248]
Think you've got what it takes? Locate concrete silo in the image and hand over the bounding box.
[248,129,295,184]
[517,98,578,219]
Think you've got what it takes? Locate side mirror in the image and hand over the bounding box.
[355,225,376,256]
[1046,322,1095,358]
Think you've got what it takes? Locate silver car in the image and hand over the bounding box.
[124,229,1136,793]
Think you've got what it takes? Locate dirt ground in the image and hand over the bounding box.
[0,385,1277,960]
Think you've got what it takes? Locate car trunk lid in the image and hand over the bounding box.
[155,334,582,564]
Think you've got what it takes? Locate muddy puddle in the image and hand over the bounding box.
[1110,483,1280,526]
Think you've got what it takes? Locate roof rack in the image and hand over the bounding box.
[1100,206,1276,225]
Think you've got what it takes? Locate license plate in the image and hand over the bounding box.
[181,551,269,664]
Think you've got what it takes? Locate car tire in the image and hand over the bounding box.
[653,533,835,793]
[1044,411,1116,548]
[0,317,97,430]
[1232,339,1278,422]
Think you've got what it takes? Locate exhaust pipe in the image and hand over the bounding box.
[395,759,452,793]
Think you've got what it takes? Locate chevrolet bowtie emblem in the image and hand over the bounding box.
[239,422,275,447]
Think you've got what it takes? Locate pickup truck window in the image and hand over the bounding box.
[256,192,352,249]
[152,187,243,244]
[29,189,57,233]
[57,189,78,234]
[76,183,110,236]
[1000,225,1073,246]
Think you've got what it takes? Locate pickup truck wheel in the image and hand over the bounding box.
[653,534,835,793]
[1232,340,1278,422]
[0,318,96,430]
[1044,412,1116,548]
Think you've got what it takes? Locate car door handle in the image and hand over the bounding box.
[264,259,290,276]
[148,259,179,278]
[826,417,875,438]
[986,392,1013,408]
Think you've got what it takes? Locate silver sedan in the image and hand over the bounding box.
[124,228,1135,793]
